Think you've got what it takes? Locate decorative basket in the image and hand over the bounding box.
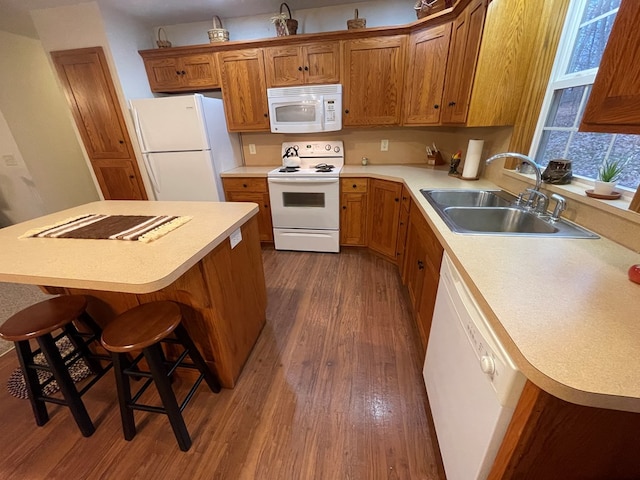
[208,16,229,43]
[347,9,366,30]
[414,0,450,19]
[156,28,172,48]
[273,3,298,36]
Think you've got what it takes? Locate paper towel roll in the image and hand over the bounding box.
[462,139,484,179]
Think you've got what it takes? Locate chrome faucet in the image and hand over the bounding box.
[485,152,543,191]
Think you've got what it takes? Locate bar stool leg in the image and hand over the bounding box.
[37,333,95,437]
[174,324,221,393]
[111,352,137,441]
[144,343,191,451]
[15,340,49,426]
[62,322,102,374]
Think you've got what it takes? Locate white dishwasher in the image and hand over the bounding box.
[424,252,526,480]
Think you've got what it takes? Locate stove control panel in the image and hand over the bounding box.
[282,141,344,158]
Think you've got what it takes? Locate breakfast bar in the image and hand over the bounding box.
[0,200,267,388]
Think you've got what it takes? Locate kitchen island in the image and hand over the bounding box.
[0,200,267,388]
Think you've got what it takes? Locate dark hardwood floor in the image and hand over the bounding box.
[0,247,443,479]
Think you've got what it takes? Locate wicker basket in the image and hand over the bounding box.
[156,28,172,48]
[208,16,229,43]
[274,3,298,36]
[414,0,449,19]
[347,9,366,30]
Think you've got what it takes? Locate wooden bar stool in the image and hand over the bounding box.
[0,295,112,437]
[100,301,221,451]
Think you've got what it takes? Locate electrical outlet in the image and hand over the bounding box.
[248,144,256,155]
[380,139,389,152]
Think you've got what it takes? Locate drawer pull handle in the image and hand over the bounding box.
[417,260,424,270]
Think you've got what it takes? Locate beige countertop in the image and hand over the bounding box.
[0,200,258,294]
[224,164,640,412]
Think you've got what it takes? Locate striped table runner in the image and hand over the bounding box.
[20,214,191,243]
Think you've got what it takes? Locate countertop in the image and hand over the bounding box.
[0,201,258,294]
[223,164,640,412]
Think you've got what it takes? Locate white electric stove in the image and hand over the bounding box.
[267,141,344,252]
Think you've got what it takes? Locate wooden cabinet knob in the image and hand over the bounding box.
[119,140,124,144]
[342,206,347,210]
[181,70,186,75]
[434,104,439,109]
[176,70,181,75]
[395,198,399,202]
[417,260,424,270]
[264,113,268,117]
[242,183,247,188]
[304,66,309,71]
[345,109,350,114]
[448,101,456,107]
[298,66,303,71]
[352,184,357,189]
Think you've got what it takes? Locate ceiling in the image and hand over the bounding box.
[0,0,370,39]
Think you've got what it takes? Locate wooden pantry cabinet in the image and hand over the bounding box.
[342,36,407,126]
[141,52,219,93]
[222,178,273,242]
[403,23,452,125]
[217,49,270,132]
[51,47,147,200]
[264,42,341,88]
[340,178,368,246]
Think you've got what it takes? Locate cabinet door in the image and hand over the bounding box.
[441,0,486,124]
[343,36,407,126]
[226,191,273,242]
[91,159,147,200]
[51,48,133,160]
[264,45,304,87]
[180,53,219,89]
[303,42,341,85]
[340,178,368,246]
[403,23,452,125]
[217,49,270,132]
[367,179,402,260]
[143,57,184,92]
[580,0,640,134]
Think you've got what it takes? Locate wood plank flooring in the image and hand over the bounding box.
[0,247,443,479]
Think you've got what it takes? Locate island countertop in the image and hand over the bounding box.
[0,200,258,294]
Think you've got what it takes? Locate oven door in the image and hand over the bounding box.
[268,96,324,133]
[268,177,339,229]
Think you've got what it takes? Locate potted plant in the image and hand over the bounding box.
[594,158,626,195]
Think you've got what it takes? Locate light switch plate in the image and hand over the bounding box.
[248,144,256,155]
[229,228,242,249]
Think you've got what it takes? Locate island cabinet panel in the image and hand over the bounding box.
[580,0,640,134]
[441,0,486,124]
[264,41,340,88]
[222,178,273,242]
[367,179,402,261]
[142,53,219,93]
[340,178,368,246]
[402,204,443,355]
[62,215,267,389]
[342,36,407,126]
[403,23,452,125]
[488,380,640,479]
[51,47,147,200]
[217,49,270,132]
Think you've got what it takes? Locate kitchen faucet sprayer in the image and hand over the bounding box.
[485,152,543,192]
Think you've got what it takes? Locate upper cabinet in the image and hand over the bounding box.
[342,35,407,126]
[217,48,270,132]
[580,0,640,134]
[441,0,486,124]
[141,52,219,93]
[403,23,452,125]
[264,41,341,88]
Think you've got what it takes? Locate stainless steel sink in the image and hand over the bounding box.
[421,189,599,238]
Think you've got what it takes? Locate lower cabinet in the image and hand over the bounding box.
[222,178,273,242]
[367,179,403,261]
[403,203,444,355]
[91,159,147,201]
[340,178,369,246]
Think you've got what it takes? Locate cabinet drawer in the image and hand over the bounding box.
[222,177,268,193]
[341,178,368,193]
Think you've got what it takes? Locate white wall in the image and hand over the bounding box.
[157,0,417,46]
[0,30,98,224]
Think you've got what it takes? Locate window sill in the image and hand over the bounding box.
[502,169,639,224]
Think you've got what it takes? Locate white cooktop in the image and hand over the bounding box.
[268,141,344,178]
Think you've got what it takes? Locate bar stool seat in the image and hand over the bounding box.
[0,295,112,437]
[101,301,221,451]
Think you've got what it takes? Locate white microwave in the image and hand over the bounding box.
[267,84,342,133]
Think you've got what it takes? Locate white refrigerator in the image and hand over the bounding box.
[130,94,242,201]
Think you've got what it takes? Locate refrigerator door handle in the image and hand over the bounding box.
[142,154,160,196]
[132,108,149,153]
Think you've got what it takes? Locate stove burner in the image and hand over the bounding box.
[279,166,300,173]
[315,163,335,173]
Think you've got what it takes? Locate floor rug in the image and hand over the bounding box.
[6,336,92,400]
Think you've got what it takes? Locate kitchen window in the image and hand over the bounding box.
[530,0,639,192]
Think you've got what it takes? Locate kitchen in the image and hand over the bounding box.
[1,0,632,478]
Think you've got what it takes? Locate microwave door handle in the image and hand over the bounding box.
[318,95,325,130]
